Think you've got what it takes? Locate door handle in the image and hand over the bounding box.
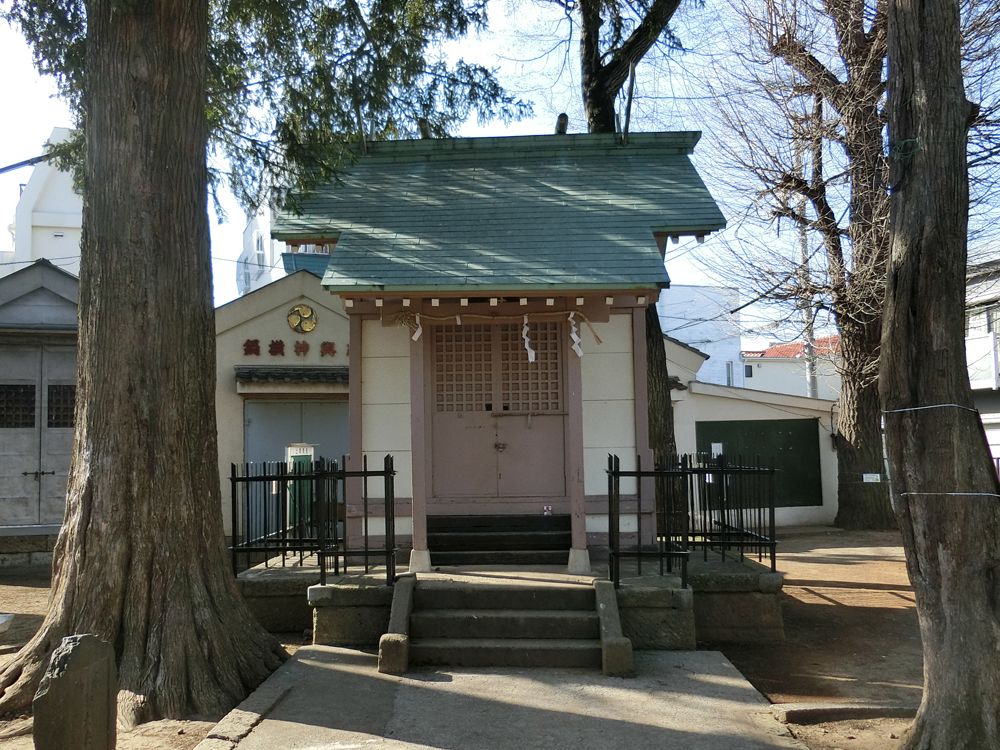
[22,471,56,480]
[494,443,507,452]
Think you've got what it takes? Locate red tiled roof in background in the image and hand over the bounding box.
[742,335,840,359]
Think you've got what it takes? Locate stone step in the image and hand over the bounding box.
[408,637,602,668]
[414,583,595,611]
[410,608,600,640]
[426,514,571,533]
[430,550,570,566]
[428,530,572,551]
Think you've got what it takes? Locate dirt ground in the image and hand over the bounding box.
[0,528,922,749]
[718,527,922,750]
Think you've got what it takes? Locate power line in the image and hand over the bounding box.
[0,154,52,176]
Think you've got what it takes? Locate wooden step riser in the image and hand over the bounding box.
[428,531,572,551]
[430,550,570,566]
[409,639,602,669]
[426,515,571,533]
[410,610,600,640]
[414,586,595,611]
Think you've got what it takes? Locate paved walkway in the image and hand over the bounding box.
[199,646,805,750]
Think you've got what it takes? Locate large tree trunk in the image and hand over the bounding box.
[882,0,1000,745]
[770,1,893,530]
[647,303,677,459]
[579,0,618,134]
[0,0,285,725]
[577,0,682,135]
[834,77,894,530]
[834,316,895,529]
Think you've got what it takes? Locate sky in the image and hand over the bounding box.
[0,10,738,329]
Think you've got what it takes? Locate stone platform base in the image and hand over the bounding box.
[309,580,394,647]
[0,534,57,568]
[616,580,696,650]
[236,563,321,634]
[237,555,783,647]
[689,556,784,644]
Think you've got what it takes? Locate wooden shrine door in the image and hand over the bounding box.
[430,322,566,504]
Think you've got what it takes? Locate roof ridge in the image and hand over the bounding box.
[348,131,703,164]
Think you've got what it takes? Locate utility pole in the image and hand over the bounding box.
[792,88,821,398]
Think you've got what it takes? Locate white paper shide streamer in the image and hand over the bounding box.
[412,313,423,341]
[522,314,536,363]
[568,312,583,357]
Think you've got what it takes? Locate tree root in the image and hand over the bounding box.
[0,623,63,717]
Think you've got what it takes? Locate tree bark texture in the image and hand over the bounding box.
[835,316,895,529]
[0,0,285,725]
[646,303,677,460]
[882,0,1000,745]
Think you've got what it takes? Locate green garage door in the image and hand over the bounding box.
[695,418,822,507]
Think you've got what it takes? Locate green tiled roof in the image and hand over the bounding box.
[270,132,726,293]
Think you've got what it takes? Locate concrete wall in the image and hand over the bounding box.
[215,271,350,534]
[581,312,636,495]
[674,381,839,526]
[742,357,841,401]
[361,321,412,500]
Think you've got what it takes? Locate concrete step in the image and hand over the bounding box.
[428,530,572,551]
[410,609,600,640]
[426,514,571,533]
[430,550,569,566]
[409,637,602,668]
[414,583,595,611]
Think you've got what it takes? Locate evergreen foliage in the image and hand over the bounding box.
[4,0,531,211]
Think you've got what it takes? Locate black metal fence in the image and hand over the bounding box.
[229,454,397,585]
[607,453,777,587]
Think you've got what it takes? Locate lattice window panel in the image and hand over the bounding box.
[48,385,77,428]
[0,385,36,428]
[434,325,492,412]
[499,322,562,413]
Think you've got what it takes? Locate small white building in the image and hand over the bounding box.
[2,128,82,279]
[215,270,352,535]
[0,260,78,541]
[741,336,841,401]
[667,336,839,526]
[236,207,287,296]
[658,285,744,387]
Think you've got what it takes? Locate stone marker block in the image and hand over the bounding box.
[378,632,409,675]
[33,634,118,750]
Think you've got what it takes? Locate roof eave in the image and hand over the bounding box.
[320,281,667,295]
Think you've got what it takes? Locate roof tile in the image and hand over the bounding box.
[271,132,726,292]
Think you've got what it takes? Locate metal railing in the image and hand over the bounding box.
[676,454,777,569]
[229,454,397,586]
[607,454,689,588]
[607,453,777,587]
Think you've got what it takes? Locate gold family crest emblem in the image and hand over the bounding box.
[287,304,317,333]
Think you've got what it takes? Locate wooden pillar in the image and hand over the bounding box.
[409,323,428,555]
[632,305,655,543]
[565,317,589,572]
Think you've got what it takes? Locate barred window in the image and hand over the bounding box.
[0,385,36,428]
[47,385,77,428]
